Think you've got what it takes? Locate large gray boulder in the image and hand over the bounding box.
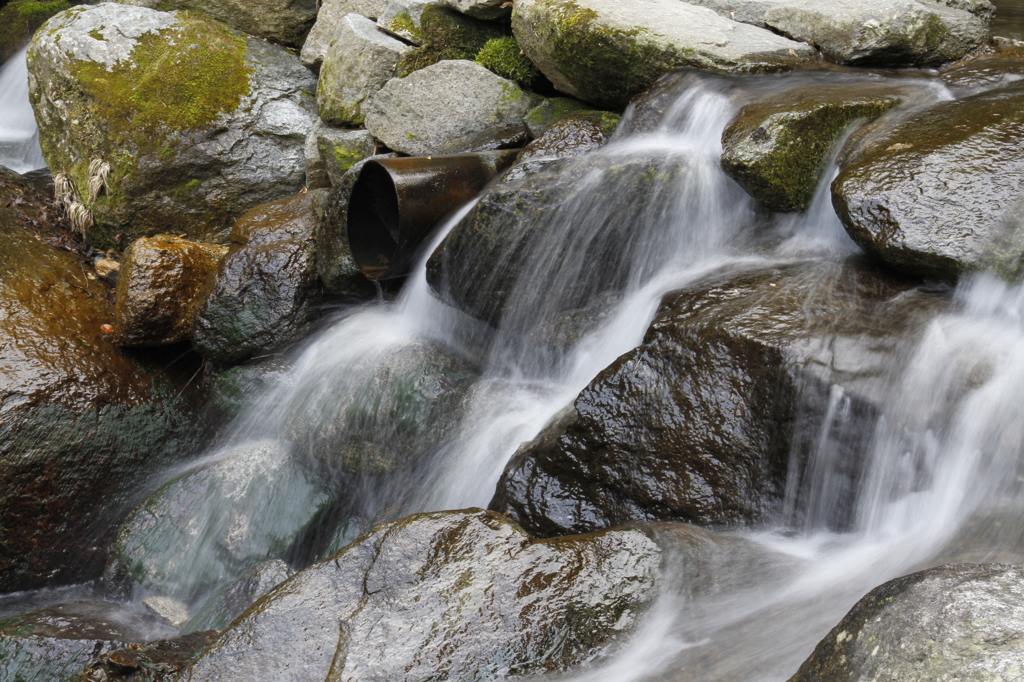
[116,0,318,47]
[511,0,817,109]
[28,3,317,248]
[179,509,662,681]
[364,60,537,155]
[490,259,948,537]
[317,13,411,126]
[833,81,1024,281]
[686,0,992,66]
[790,563,1024,681]
[301,0,393,70]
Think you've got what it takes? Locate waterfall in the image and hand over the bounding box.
[0,47,46,174]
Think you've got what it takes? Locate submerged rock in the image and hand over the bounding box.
[116,0,317,47]
[721,85,900,213]
[833,81,1024,281]
[511,0,816,109]
[142,596,190,629]
[116,440,333,597]
[686,0,993,66]
[28,3,317,247]
[491,259,947,537]
[78,629,219,681]
[791,563,1024,681]
[180,509,662,681]
[363,60,537,155]
[182,559,294,634]
[192,191,324,365]
[113,235,227,347]
[0,175,200,592]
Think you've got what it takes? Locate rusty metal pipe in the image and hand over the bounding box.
[347,150,519,280]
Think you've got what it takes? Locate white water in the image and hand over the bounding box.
[0,47,45,174]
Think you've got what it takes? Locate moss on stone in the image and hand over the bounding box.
[394,5,504,77]
[0,0,71,62]
[475,36,540,89]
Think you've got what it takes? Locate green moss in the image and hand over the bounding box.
[384,10,421,42]
[394,5,504,77]
[0,0,72,61]
[475,36,541,89]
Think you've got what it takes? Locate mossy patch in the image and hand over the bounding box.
[394,5,504,77]
[475,36,541,89]
[0,0,72,62]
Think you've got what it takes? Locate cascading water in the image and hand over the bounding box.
[0,47,46,174]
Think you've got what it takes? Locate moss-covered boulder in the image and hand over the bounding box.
[688,0,993,67]
[113,235,227,347]
[490,259,948,537]
[116,440,333,598]
[27,3,317,248]
[364,60,538,155]
[115,0,317,48]
[191,191,325,365]
[315,123,376,186]
[380,1,505,77]
[832,81,1024,281]
[0,0,71,66]
[179,509,662,681]
[474,35,541,89]
[721,86,901,213]
[0,171,201,593]
[791,563,1024,681]
[511,0,816,109]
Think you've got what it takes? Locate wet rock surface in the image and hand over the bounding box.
[28,3,317,247]
[491,259,947,537]
[180,509,662,681]
[116,0,317,47]
[790,563,1024,681]
[113,235,226,347]
[833,80,1024,281]
[182,559,294,634]
[116,440,332,598]
[363,60,537,155]
[512,0,817,109]
[721,85,900,213]
[517,113,619,162]
[0,176,200,592]
[78,629,219,681]
[192,191,324,365]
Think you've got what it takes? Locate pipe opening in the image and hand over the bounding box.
[348,162,401,280]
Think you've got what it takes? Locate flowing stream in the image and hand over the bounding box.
[4,20,1024,682]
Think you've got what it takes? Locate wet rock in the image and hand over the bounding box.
[0,0,71,67]
[300,0,393,70]
[940,45,1024,90]
[512,0,816,110]
[686,0,992,66]
[116,0,317,47]
[303,127,330,190]
[517,113,619,162]
[317,14,411,126]
[180,509,661,681]
[78,629,219,682]
[192,191,324,365]
[0,178,200,593]
[207,361,292,422]
[832,81,1024,281]
[28,3,318,248]
[141,597,189,629]
[385,2,504,76]
[490,259,948,537]
[113,235,227,347]
[524,96,608,137]
[282,341,477,475]
[316,123,376,186]
[721,86,900,213]
[182,560,294,634]
[314,154,391,298]
[116,440,333,597]
[0,600,176,682]
[791,563,1024,681]
[363,60,538,155]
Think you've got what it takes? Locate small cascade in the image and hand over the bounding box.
[0,46,46,174]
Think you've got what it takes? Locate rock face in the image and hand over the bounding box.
[192,191,324,365]
[0,172,199,592]
[832,81,1024,281]
[721,86,901,213]
[300,0,393,70]
[116,440,333,597]
[490,259,947,538]
[180,509,662,681]
[791,563,1024,681]
[686,0,992,66]
[511,0,817,109]
[317,14,411,126]
[28,3,318,247]
[116,0,317,47]
[113,235,227,347]
[363,60,537,155]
